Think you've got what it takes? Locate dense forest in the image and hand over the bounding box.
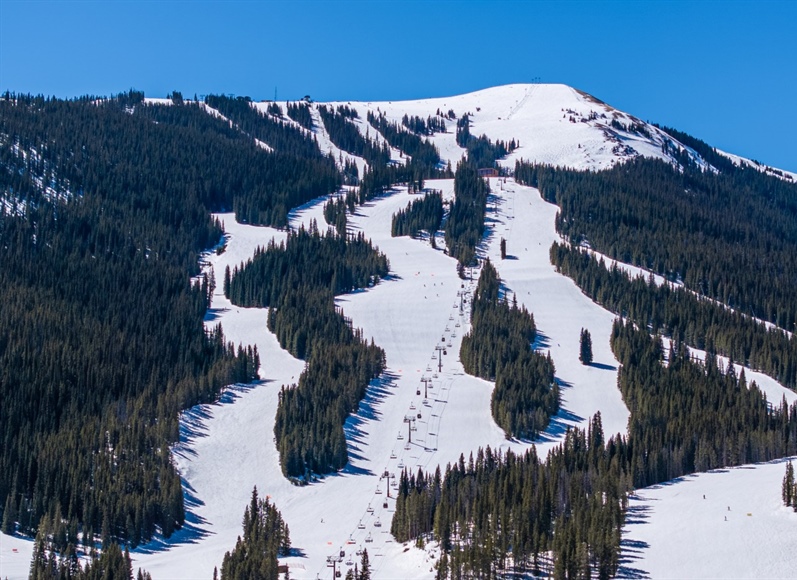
[444,161,489,267]
[318,105,391,167]
[461,261,558,438]
[515,158,797,332]
[220,487,291,580]
[392,319,797,578]
[455,114,517,169]
[324,195,349,237]
[29,537,150,580]
[549,243,797,390]
[0,92,264,548]
[392,416,628,579]
[225,226,389,477]
[611,319,797,486]
[200,94,341,225]
[402,113,446,135]
[367,111,445,176]
[391,191,444,239]
[286,101,313,130]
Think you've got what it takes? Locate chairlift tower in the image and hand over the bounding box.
[421,376,431,400]
[327,554,343,579]
[403,415,416,444]
[435,345,444,373]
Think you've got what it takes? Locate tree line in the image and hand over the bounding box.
[516,157,797,332]
[0,92,261,548]
[286,101,313,130]
[444,161,489,267]
[391,414,627,579]
[318,105,391,167]
[402,113,446,135]
[220,487,291,580]
[461,261,559,439]
[611,319,797,487]
[549,242,797,391]
[455,114,517,168]
[391,191,443,240]
[225,225,389,478]
[367,111,446,176]
[392,319,797,578]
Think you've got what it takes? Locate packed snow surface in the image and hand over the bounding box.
[621,458,797,579]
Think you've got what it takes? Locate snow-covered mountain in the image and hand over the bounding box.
[2,84,795,580]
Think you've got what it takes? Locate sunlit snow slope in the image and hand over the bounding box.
[3,84,796,580]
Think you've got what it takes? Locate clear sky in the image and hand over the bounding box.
[1,0,795,171]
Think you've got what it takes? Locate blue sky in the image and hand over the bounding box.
[1,0,795,171]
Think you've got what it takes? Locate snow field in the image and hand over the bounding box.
[621,458,797,579]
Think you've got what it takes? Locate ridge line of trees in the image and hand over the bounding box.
[461,260,559,439]
[225,224,389,478]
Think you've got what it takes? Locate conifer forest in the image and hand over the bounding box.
[2,84,797,580]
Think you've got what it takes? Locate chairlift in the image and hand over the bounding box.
[366,533,374,543]
[358,521,365,530]
[340,550,346,558]
[416,388,421,395]
[367,505,375,514]
[346,559,354,566]
[390,452,396,459]
[374,519,382,528]
[397,432,404,440]
[443,349,447,355]
[397,461,404,469]
[455,322,460,328]
[375,487,382,494]
[433,373,438,379]
[410,403,416,410]
[382,501,388,509]
[336,571,341,578]
[417,412,422,419]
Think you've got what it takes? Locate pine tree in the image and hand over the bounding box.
[783,461,795,507]
[579,328,593,365]
[359,548,371,580]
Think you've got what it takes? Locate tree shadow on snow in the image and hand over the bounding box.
[532,330,552,351]
[133,478,212,554]
[340,372,399,477]
[588,361,617,371]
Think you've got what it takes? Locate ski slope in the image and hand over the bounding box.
[621,458,797,579]
[3,84,797,580]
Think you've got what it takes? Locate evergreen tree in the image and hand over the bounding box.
[579,328,593,365]
[221,487,291,580]
[784,461,795,508]
[359,548,371,580]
